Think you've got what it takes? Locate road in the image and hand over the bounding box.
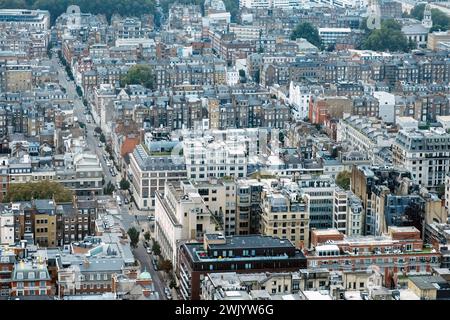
[133,243,166,300]
[54,50,168,300]
[53,52,116,188]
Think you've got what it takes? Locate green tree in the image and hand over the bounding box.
[144,231,151,241]
[127,227,140,248]
[152,241,161,256]
[94,127,102,135]
[336,171,351,191]
[438,184,445,199]
[103,181,115,195]
[290,22,322,48]
[4,181,73,203]
[76,86,83,97]
[120,178,130,190]
[238,69,245,78]
[407,5,449,31]
[120,64,155,90]
[362,19,410,52]
[430,9,450,31]
[409,3,425,20]
[99,133,106,143]
[158,259,173,274]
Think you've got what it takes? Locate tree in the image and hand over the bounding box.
[4,181,73,203]
[99,133,106,143]
[290,22,322,48]
[144,231,151,241]
[0,0,157,24]
[76,86,83,97]
[402,202,424,237]
[362,19,410,52]
[430,8,450,31]
[254,69,260,84]
[438,184,445,199]
[407,5,449,31]
[409,3,425,20]
[158,259,173,274]
[127,227,140,248]
[103,181,115,195]
[152,241,161,256]
[336,171,351,191]
[120,178,130,190]
[120,64,155,90]
[94,127,102,135]
[238,69,246,78]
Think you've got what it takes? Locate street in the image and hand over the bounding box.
[54,50,169,300]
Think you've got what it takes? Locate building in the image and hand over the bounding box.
[299,175,336,230]
[337,116,395,164]
[154,181,222,266]
[0,249,16,296]
[10,259,52,297]
[128,143,187,210]
[392,127,450,190]
[318,28,352,47]
[177,233,307,300]
[333,189,364,236]
[0,9,50,30]
[408,275,450,300]
[307,227,441,288]
[260,184,310,249]
[427,31,450,51]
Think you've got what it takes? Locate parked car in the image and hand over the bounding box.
[124,198,130,204]
[146,247,152,254]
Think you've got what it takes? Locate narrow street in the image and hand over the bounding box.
[133,243,166,300]
[55,50,169,300]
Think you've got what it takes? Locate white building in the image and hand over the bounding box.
[318,28,352,46]
[393,127,450,190]
[186,179,237,236]
[288,82,324,121]
[373,91,395,124]
[154,181,222,265]
[336,115,395,164]
[0,9,50,30]
[239,0,302,8]
[0,208,14,245]
[333,189,364,236]
[396,116,418,130]
[128,144,188,210]
[226,67,240,86]
[182,129,251,181]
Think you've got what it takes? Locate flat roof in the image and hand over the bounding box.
[207,235,295,250]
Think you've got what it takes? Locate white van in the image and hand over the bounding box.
[116,195,122,206]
